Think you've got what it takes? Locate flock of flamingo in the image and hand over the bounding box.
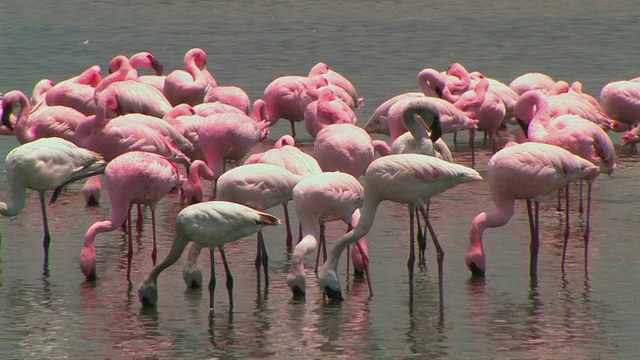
[0,47,637,315]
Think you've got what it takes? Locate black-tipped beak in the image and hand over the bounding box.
[435,86,443,98]
[149,54,164,76]
[324,286,344,302]
[430,115,443,143]
[469,262,486,277]
[140,296,155,307]
[292,286,306,300]
[2,103,14,131]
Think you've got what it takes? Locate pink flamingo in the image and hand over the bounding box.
[304,87,357,138]
[193,101,245,117]
[1,90,86,144]
[599,79,640,129]
[95,56,172,118]
[465,142,601,278]
[31,79,55,105]
[197,112,268,179]
[37,65,103,115]
[108,51,164,80]
[287,171,371,298]
[468,71,520,120]
[453,78,506,153]
[515,90,615,215]
[75,91,190,167]
[262,74,328,137]
[317,154,481,306]
[1,137,106,264]
[364,92,426,136]
[182,164,302,288]
[79,151,181,280]
[244,134,322,250]
[138,201,280,311]
[308,62,363,108]
[569,81,601,110]
[313,123,392,178]
[204,85,251,115]
[543,92,613,130]
[509,72,566,95]
[417,68,458,102]
[163,48,216,106]
[180,160,215,205]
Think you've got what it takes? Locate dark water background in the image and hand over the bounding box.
[0,1,639,358]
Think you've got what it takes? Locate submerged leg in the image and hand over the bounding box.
[209,248,216,310]
[39,193,51,266]
[562,184,570,272]
[127,204,133,281]
[218,247,234,311]
[283,203,293,252]
[407,205,416,303]
[527,200,540,278]
[424,217,445,310]
[584,183,593,275]
[151,209,157,266]
[354,240,373,297]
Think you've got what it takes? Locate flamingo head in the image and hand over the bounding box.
[612,120,631,133]
[621,131,640,145]
[465,244,486,277]
[317,264,344,301]
[1,100,15,131]
[138,278,159,307]
[275,135,295,148]
[147,53,164,76]
[286,272,307,300]
[309,62,330,76]
[79,243,98,280]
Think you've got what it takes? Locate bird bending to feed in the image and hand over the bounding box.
[465,142,600,279]
[317,153,482,308]
[1,137,106,265]
[138,201,280,312]
[78,151,181,280]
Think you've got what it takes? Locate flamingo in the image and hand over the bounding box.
[314,123,392,179]
[108,51,164,81]
[599,79,640,129]
[163,48,215,106]
[193,101,245,117]
[244,134,322,250]
[286,171,371,298]
[303,87,357,139]
[468,71,520,120]
[540,92,614,130]
[1,90,86,144]
[1,137,106,264]
[31,79,55,105]
[364,92,426,136]
[138,201,280,312]
[465,142,601,278]
[197,112,269,178]
[204,85,251,115]
[79,151,181,280]
[569,81,601,110]
[182,163,302,288]
[509,72,566,95]
[180,160,215,205]
[262,74,328,137]
[308,62,363,108]
[453,78,506,153]
[95,56,173,118]
[317,154,482,307]
[515,90,615,216]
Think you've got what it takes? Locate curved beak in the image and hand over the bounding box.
[324,286,344,302]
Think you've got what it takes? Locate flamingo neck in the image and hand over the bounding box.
[372,140,392,157]
[11,93,32,143]
[0,185,27,217]
[291,227,321,275]
[469,199,515,249]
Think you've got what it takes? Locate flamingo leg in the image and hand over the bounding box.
[407,205,416,303]
[453,131,458,150]
[417,201,430,263]
[424,218,444,309]
[527,200,540,278]
[260,231,269,287]
[151,209,157,266]
[556,188,562,212]
[290,120,297,138]
[321,224,327,263]
[218,247,234,311]
[283,203,293,252]
[470,129,476,167]
[208,248,216,310]
[354,240,373,298]
[562,184,570,272]
[579,181,584,215]
[39,193,51,265]
[314,229,323,274]
[346,224,352,276]
[127,204,133,281]
[136,204,144,232]
[584,182,592,275]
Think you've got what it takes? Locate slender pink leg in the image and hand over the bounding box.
[424,217,444,310]
[126,205,133,281]
[354,240,373,298]
[151,209,157,266]
[562,184,570,272]
[136,204,143,232]
[584,183,592,276]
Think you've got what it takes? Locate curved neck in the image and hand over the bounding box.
[0,184,28,217]
[372,140,392,157]
[250,99,266,122]
[96,58,129,93]
[469,198,515,250]
[6,92,32,143]
[291,225,321,275]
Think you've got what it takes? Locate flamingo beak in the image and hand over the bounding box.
[324,286,344,301]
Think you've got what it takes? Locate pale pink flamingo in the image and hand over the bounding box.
[287,171,371,298]
[75,91,190,167]
[193,101,245,117]
[453,78,506,153]
[244,134,322,250]
[108,51,164,80]
[619,123,640,153]
[364,92,426,136]
[509,72,565,95]
[304,87,357,138]
[1,137,106,264]
[599,79,640,129]
[79,151,181,280]
[197,112,268,179]
[313,123,392,178]
[308,62,363,108]
[204,85,251,115]
[1,90,86,144]
[317,154,482,307]
[515,90,615,215]
[31,79,55,105]
[465,142,601,278]
[38,65,103,115]
[138,201,280,311]
[95,56,172,118]
[180,159,215,205]
[543,92,613,130]
[417,68,460,102]
[182,164,302,288]
[262,74,328,137]
[163,48,216,106]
